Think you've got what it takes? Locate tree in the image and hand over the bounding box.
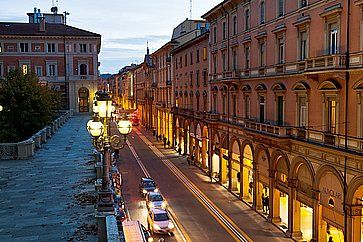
[0,69,61,142]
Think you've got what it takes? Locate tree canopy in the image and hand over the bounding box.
[0,69,61,142]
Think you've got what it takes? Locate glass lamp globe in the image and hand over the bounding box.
[98,100,114,118]
[0,105,3,112]
[117,119,132,135]
[86,120,104,137]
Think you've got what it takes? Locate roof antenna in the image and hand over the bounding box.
[146,41,149,55]
[63,11,70,25]
[189,0,192,19]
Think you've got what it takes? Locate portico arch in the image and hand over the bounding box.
[211,132,221,181]
[314,165,345,242]
[194,123,202,166]
[201,125,209,169]
[346,176,363,242]
[254,144,270,213]
[241,141,254,206]
[229,137,241,195]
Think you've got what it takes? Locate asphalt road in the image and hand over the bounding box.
[117,127,236,242]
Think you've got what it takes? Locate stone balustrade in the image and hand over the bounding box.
[0,110,72,160]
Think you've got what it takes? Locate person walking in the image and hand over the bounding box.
[264,195,269,214]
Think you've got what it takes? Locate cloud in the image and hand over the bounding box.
[0,15,26,22]
[105,35,170,45]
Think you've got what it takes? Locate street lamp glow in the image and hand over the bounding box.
[0,105,3,112]
[117,119,132,135]
[86,119,104,137]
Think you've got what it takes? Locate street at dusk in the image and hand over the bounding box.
[0,0,363,242]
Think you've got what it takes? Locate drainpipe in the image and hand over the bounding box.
[343,0,351,241]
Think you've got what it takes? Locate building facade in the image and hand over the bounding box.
[189,0,363,241]
[0,9,101,113]
[171,32,210,168]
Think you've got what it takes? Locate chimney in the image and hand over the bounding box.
[39,17,46,32]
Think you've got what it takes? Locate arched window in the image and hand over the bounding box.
[80,64,87,75]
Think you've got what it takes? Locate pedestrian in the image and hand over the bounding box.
[163,137,167,148]
[328,236,333,242]
[237,172,240,182]
[262,195,266,213]
[178,147,182,156]
[264,195,269,213]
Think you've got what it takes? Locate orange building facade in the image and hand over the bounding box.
[184,0,363,241]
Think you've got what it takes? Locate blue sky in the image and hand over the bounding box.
[0,0,221,74]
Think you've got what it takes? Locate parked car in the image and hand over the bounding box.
[139,178,158,197]
[147,208,174,235]
[146,192,167,210]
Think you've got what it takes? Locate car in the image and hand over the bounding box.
[141,224,154,242]
[146,192,167,210]
[147,208,174,235]
[139,178,158,196]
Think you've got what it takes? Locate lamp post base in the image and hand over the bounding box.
[97,189,115,213]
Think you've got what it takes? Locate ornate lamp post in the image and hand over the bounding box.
[87,91,132,213]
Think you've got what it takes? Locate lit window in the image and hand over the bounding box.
[203,47,207,60]
[327,98,337,133]
[22,64,28,75]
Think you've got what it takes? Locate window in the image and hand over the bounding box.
[35,66,42,76]
[203,47,207,60]
[299,31,308,60]
[327,98,337,133]
[7,66,15,73]
[244,95,251,119]
[222,94,226,114]
[245,9,250,30]
[79,44,87,53]
[329,24,338,54]
[278,0,284,17]
[203,69,207,86]
[179,56,182,68]
[0,63,2,76]
[189,71,193,86]
[175,59,178,69]
[233,16,237,35]
[222,52,226,71]
[213,93,217,113]
[300,0,307,8]
[20,43,29,52]
[259,42,266,67]
[232,50,237,70]
[196,96,200,111]
[277,96,284,125]
[232,95,237,116]
[80,64,87,75]
[213,55,217,74]
[190,52,193,65]
[184,54,187,66]
[21,64,28,75]
[196,49,200,63]
[260,1,265,24]
[214,26,217,43]
[245,46,250,68]
[48,64,56,76]
[278,37,284,64]
[298,96,307,127]
[222,22,226,40]
[0,43,2,53]
[196,70,200,87]
[47,43,56,53]
[259,95,265,123]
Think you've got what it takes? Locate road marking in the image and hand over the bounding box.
[134,128,252,242]
[126,139,189,242]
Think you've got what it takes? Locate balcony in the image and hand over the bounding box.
[151,82,157,88]
[290,127,363,154]
[69,75,96,81]
[206,112,220,121]
[244,120,291,137]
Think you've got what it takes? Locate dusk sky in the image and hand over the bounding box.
[0,0,221,74]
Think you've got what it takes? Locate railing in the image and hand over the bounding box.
[206,112,220,121]
[68,75,97,81]
[0,110,72,160]
[244,120,291,137]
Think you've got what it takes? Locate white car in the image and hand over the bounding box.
[147,208,174,235]
[146,192,167,210]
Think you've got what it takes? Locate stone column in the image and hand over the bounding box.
[252,163,260,210]
[268,170,281,223]
[312,189,323,242]
[287,178,302,239]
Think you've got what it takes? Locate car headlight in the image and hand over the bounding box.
[161,202,167,209]
[147,237,154,242]
[148,202,154,208]
[143,189,147,194]
[153,224,161,230]
[168,222,174,229]
[154,188,159,192]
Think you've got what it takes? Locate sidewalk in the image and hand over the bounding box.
[136,126,293,242]
[0,115,97,242]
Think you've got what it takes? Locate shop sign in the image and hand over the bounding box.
[319,173,343,212]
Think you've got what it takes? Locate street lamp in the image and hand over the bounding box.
[87,91,132,213]
[0,105,3,112]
